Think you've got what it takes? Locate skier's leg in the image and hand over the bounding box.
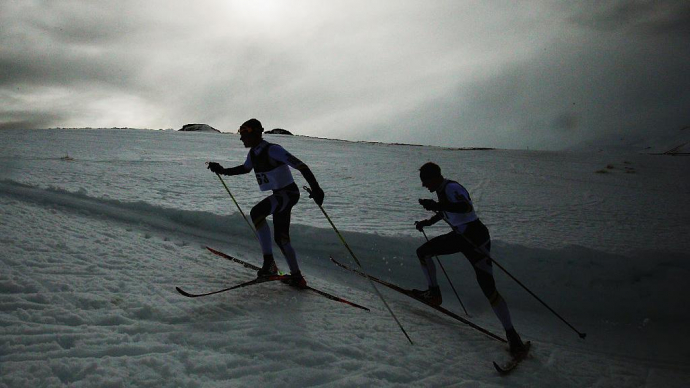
[471,248,514,331]
[458,221,515,330]
[273,188,301,274]
[416,232,462,288]
[250,196,275,256]
[466,239,526,354]
[250,194,286,276]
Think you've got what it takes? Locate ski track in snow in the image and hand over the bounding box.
[2,183,689,387]
[1,129,690,387]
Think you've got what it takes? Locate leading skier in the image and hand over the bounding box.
[207,118,324,288]
[413,162,527,356]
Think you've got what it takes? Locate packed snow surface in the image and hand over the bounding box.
[1,129,689,387]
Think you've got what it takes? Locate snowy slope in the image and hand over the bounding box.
[1,129,689,387]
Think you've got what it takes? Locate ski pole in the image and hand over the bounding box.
[421,229,470,316]
[304,186,414,345]
[483,249,587,339]
[439,217,586,339]
[212,170,259,241]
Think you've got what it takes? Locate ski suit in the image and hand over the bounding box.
[242,140,305,274]
[417,179,516,331]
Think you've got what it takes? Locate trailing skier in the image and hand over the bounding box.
[414,162,527,357]
[207,118,324,288]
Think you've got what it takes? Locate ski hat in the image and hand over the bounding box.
[239,118,263,134]
[419,162,442,181]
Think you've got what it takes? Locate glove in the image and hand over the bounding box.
[207,162,224,174]
[419,198,441,212]
[309,186,325,206]
[415,219,432,231]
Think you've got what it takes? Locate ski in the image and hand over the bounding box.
[330,256,506,343]
[493,341,531,375]
[176,275,287,298]
[204,247,370,311]
[299,285,370,311]
[206,246,262,271]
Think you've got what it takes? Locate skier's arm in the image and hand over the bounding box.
[422,212,444,226]
[297,164,324,205]
[441,184,473,213]
[220,165,251,176]
[438,198,473,213]
[207,163,251,176]
[207,155,253,176]
[419,184,473,213]
[269,146,324,205]
[428,212,444,224]
[415,212,443,231]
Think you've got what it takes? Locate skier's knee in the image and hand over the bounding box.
[416,252,431,267]
[487,291,504,307]
[274,232,290,248]
[416,245,430,261]
[250,208,267,228]
[252,217,267,229]
[472,257,493,275]
[477,273,498,300]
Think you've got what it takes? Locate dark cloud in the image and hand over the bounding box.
[0,112,63,131]
[1,1,688,149]
[371,11,690,150]
[551,112,581,133]
[567,1,690,35]
[0,52,136,89]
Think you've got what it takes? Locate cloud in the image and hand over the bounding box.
[567,1,690,35]
[366,2,690,149]
[0,113,61,131]
[1,1,688,149]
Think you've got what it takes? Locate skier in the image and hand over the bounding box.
[207,118,324,288]
[413,162,527,356]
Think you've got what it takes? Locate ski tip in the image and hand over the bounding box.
[493,341,532,375]
[175,287,194,298]
[493,361,514,375]
[206,246,226,256]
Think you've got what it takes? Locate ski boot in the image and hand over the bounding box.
[506,327,528,357]
[281,272,307,289]
[410,286,442,306]
[256,255,278,278]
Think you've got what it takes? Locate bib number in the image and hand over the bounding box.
[256,173,270,185]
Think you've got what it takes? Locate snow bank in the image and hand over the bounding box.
[3,178,688,329]
[2,129,689,387]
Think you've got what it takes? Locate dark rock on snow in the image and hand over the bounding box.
[265,128,293,135]
[179,124,220,133]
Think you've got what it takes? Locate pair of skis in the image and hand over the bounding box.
[328,256,531,375]
[177,247,529,374]
[176,274,290,298]
[175,247,370,311]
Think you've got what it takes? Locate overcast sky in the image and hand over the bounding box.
[1,1,688,150]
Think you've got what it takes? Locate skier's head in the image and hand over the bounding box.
[239,118,263,148]
[419,162,444,192]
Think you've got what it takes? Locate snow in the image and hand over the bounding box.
[1,128,689,387]
[571,127,690,155]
